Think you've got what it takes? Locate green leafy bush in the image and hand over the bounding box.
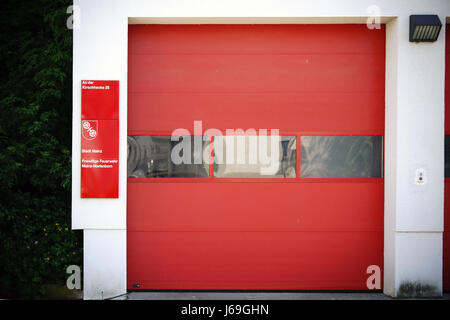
[0,0,82,299]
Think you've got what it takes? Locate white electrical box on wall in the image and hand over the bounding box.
[415,168,427,186]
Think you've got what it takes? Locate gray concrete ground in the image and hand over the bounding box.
[123,292,450,300]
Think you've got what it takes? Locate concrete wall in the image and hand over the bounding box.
[72,0,450,299]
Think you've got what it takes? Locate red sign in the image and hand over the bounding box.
[81,80,119,198]
[81,80,119,119]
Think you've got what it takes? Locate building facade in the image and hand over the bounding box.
[72,0,450,299]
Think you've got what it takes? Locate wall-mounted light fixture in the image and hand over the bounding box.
[409,15,442,42]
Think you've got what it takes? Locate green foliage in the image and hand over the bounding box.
[0,0,82,299]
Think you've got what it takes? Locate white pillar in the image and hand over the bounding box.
[384,16,445,297]
[83,229,127,300]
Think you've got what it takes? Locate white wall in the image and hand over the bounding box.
[72,0,450,299]
[72,1,128,230]
[83,230,126,299]
[385,14,446,297]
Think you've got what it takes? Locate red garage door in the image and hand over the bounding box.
[444,24,450,291]
[127,25,385,290]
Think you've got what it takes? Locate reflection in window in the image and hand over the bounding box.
[213,135,296,178]
[300,136,383,178]
[127,136,210,178]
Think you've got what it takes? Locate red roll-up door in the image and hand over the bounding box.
[127,25,385,290]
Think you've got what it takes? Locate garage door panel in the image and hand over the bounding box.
[446,182,450,231]
[128,24,385,55]
[129,54,385,94]
[127,24,385,290]
[127,182,383,232]
[127,231,383,290]
[446,94,450,133]
[128,92,385,133]
[445,25,450,290]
